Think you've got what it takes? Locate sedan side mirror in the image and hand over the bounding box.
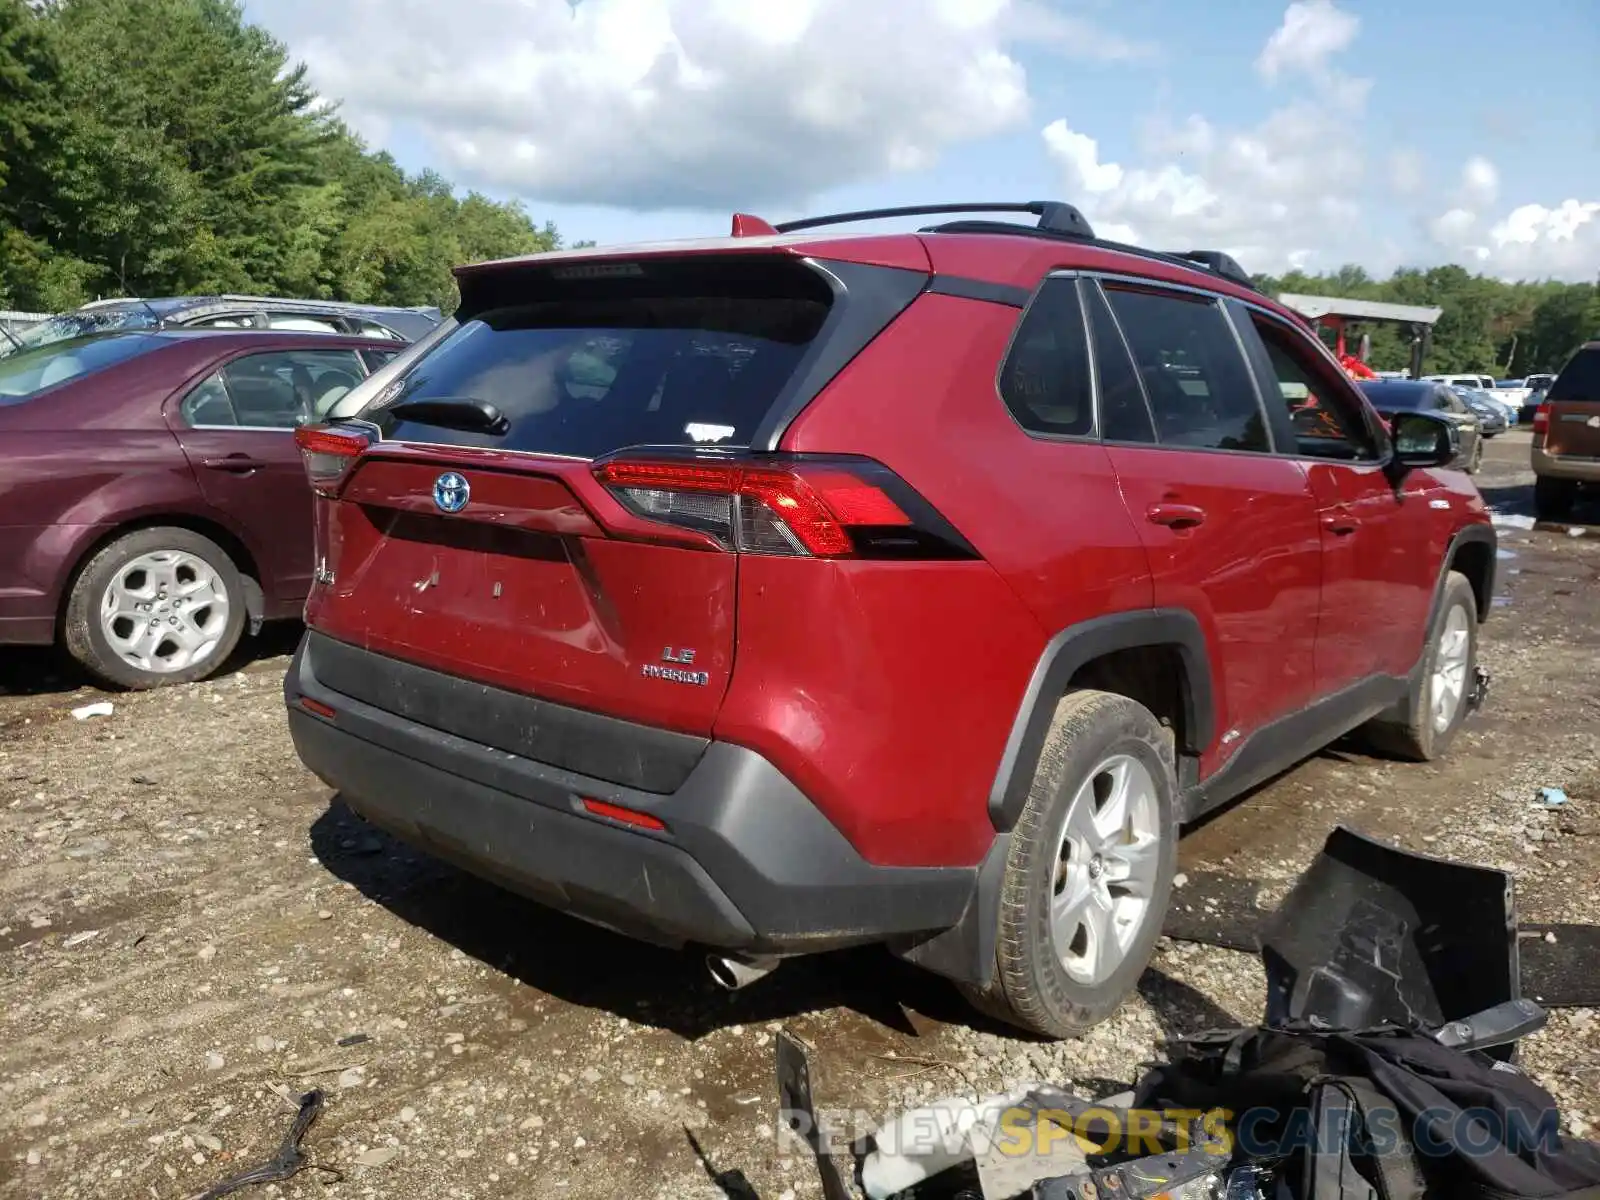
[1389,410,1459,469]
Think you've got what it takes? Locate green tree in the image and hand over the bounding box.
[0,0,567,313]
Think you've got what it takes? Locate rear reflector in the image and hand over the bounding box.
[581,797,668,832]
[294,424,372,496]
[1532,402,1550,434]
[297,696,337,720]
[589,457,964,560]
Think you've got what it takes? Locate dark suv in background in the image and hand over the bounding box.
[284,201,1494,1038]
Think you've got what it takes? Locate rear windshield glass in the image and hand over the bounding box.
[1548,347,1600,402]
[0,333,164,404]
[366,283,831,457]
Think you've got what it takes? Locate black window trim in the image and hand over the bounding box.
[1080,275,1159,445]
[989,269,1101,444]
[178,346,373,433]
[1081,271,1281,460]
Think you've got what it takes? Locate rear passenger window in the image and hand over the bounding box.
[1102,285,1269,453]
[998,278,1093,438]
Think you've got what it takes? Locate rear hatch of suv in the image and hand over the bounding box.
[297,247,931,753]
[1540,342,1600,460]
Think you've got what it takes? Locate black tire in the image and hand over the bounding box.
[63,527,246,690]
[1357,571,1477,763]
[1533,476,1576,520]
[964,690,1178,1039]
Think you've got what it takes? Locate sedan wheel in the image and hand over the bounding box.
[100,550,232,676]
[64,527,248,690]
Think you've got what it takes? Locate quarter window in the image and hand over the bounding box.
[998,278,1094,438]
[1102,285,1269,453]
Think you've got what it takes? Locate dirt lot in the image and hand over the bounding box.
[4,428,1599,1200]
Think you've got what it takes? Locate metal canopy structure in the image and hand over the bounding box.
[1276,293,1444,378]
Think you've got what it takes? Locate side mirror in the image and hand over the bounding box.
[1389,410,1459,469]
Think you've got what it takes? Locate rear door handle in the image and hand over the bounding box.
[201,456,272,473]
[1146,503,1206,529]
[1321,511,1360,536]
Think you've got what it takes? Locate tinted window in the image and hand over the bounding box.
[1548,346,1600,401]
[998,279,1093,437]
[1084,282,1155,443]
[0,334,164,403]
[181,349,367,428]
[1250,316,1377,460]
[1102,286,1268,452]
[360,348,399,373]
[1358,381,1434,412]
[369,289,831,457]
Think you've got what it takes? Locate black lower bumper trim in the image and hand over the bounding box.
[286,635,977,954]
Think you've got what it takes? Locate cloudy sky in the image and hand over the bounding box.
[244,0,1598,281]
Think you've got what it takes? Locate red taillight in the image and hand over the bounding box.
[294,424,371,496]
[581,797,667,832]
[1532,402,1550,434]
[592,459,917,558]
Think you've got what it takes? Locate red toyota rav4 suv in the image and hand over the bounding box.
[284,202,1495,1038]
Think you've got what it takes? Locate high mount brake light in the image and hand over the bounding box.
[1532,402,1550,435]
[294,424,371,496]
[591,458,975,560]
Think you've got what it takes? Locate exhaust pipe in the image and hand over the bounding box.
[706,953,778,991]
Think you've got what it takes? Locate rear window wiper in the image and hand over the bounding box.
[385,397,509,435]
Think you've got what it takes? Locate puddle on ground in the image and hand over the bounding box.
[1497,547,1519,560]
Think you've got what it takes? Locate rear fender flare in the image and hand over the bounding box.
[987,608,1216,832]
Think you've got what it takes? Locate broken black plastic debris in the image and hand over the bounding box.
[337,1033,371,1047]
[188,1088,339,1199]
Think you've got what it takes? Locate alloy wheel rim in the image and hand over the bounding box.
[99,551,230,675]
[1430,605,1471,734]
[1048,753,1162,987]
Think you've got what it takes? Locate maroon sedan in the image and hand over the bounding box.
[0,329,401,688]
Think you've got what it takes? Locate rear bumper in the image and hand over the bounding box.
[1532,445,1600,482]
[285,633,976,955]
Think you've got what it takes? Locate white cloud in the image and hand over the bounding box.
[1256,0,1359,82]
[1459,156,1499,207]
[1043,1,1370,274]
[254,0,1137,209]
[1388,150,1425,198]
[1428,191,1600,281]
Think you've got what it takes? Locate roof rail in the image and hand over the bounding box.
[770,201,1096,240]
[1169,251,1254,290]
[736,199,1263,294]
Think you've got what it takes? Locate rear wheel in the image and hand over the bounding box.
[965,690,1177,1039]
[1533,476,1577,520]
[63,527,246,690]
[1358,571,1477,762]
[1467,437,1484,473]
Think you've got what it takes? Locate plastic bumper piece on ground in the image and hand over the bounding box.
[284,633,976,956]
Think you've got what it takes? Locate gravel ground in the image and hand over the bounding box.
[3,429,1597,1199]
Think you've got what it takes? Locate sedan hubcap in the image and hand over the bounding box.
[1431,605,1471,734]
[1049,753,1161,987]
[100,551,230,675]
